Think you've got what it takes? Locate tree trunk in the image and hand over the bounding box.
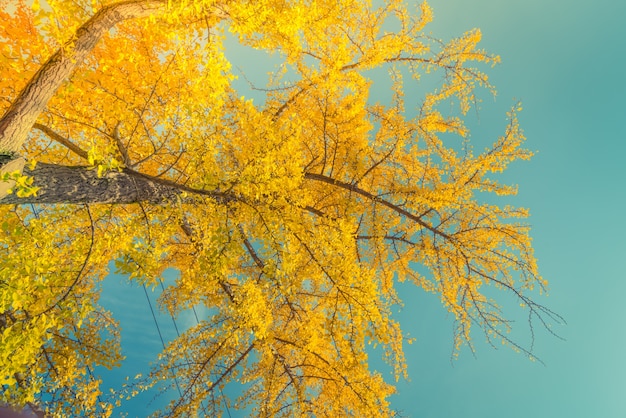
[0,163,181,204]
[0,0,164,153]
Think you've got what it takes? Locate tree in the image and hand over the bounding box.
[0,0,562,416]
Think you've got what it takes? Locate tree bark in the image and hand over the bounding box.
[0,0,164,153]
[0,163,182,204]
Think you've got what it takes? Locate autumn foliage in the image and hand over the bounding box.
[0,0,560,416]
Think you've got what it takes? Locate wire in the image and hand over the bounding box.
[158,279,182,338]
[142,284,183,398]
[192,306,201,324]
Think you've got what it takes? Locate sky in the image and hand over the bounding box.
[99,0,626,416]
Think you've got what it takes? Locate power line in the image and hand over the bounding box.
[142,283,183,399]
[158,279,182,338]
[156,278,211,416]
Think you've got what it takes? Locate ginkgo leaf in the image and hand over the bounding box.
[0,0,562,416]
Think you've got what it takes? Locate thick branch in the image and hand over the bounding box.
[304,172,452,240]
[0,0,165,153]
[0,161,238,205]
[33,123,89,159]
[0,163,179,204]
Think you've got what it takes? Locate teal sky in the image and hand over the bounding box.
[99,0,626,416]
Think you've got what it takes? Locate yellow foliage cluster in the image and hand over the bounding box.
[0,0,559,416]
